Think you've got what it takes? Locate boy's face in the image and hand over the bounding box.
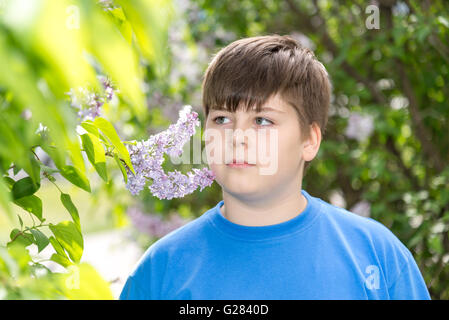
[204,92,318,201]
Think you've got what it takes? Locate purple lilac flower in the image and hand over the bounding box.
[125,105,215,199]
[66,75,116,122]
[127,206,190,239]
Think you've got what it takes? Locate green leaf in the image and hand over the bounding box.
[59,165,91,192]
[88,132,106,164]
[15,154,41,188]
[13,194,43,222]
[116,0,173,79]
[93,117,135,175]
[66,139,87,182]
[49,236,67,257]
[114,152,128,184]
[428,235,443,255]
[108,7,134,45]
[80,133,108,182]
[3,176,15,189]
[50,253,72,268]
[8,229,34,248]
[17,214,23,229]
[12,176,40,200]
[5,242,31,276]
[81,134,95,163]
[27,153,41,186]
[80,120,99,137]
[94,162,108,183]
[49,221,83,264]
[0,177,14,221]
[417,25,432,43]
[13,165,21,176]
[40,142,65,171]
[0,246,19,278]
[83,2,147,121]
[60,193,81,232]
[30,229,50,253]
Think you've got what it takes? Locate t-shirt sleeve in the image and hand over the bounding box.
[119,275,150,300]
[387,249,431,300]
[118,241,167,300]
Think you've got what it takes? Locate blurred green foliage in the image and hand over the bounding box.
[0,0,174,299]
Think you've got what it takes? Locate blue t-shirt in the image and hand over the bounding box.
[119,189,430,300]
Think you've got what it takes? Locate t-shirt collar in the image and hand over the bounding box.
[207,189,323,241]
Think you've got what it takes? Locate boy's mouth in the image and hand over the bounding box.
[226,160,256,168]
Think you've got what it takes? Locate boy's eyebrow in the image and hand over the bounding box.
[211,107,286,114]
[257,107,286,114]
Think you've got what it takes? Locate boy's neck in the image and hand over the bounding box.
[219,188,308,227]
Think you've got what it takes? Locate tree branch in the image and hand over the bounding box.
[383,5,446,173]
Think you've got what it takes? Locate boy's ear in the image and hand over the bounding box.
[302,122,321,162]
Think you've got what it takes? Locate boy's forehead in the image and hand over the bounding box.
[211,92,289,113]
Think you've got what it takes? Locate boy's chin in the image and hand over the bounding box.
[221,178,268,196]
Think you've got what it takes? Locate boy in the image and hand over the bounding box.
[119,34,430,299]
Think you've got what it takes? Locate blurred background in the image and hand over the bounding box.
[0,0,448,299]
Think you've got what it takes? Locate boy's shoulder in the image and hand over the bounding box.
[319,197,401,237]
[316,197,412,262]
[127,206,214,279]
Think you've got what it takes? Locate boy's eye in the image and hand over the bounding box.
[213,116,230,125]
[212,116,273,126]
[255,117,273,126]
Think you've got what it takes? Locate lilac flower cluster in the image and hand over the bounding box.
[98,0,117,11]
[125,105,215,199]
[127,206,190,239]
[66,75,116,122]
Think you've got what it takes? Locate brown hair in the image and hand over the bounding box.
[201,34,332,172]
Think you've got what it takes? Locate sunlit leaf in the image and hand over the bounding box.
[59,165,91,192]
[49,221,83,264]
[13,194,43,222]
[60,193,81,232]
[93,117,135,175]
[80,132,108,182]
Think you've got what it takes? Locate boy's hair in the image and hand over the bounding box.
[201,34,332,173]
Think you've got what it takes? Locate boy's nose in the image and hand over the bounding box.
[233,130,246,146]
[230,126,257,147]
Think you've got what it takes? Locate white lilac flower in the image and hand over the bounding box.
[35,122,49,139]
[98,0,117,11]
[350,200,371,217]
[125,105,215,199]
[344,112,374,142]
